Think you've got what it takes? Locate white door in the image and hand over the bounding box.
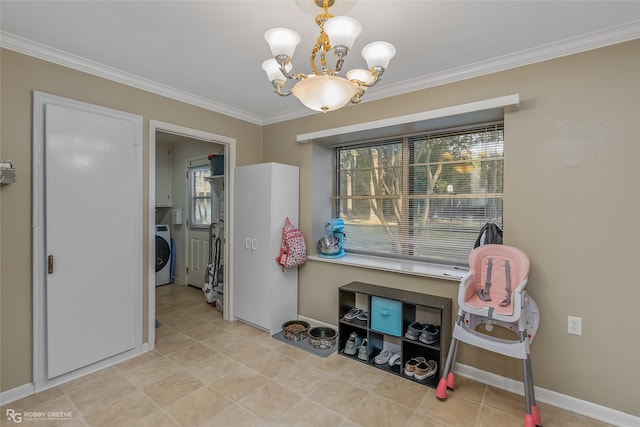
[233,165,271,327]
[187,227,209,288]
[186,163,213,288]
[44,102,140,379]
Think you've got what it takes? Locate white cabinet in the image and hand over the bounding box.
[155,145,172,207]
[233,163,299,335]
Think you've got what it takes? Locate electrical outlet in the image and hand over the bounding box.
[568,316,582,336]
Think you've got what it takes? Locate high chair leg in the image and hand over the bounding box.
[521,330,541,426]
[437,325,460,399]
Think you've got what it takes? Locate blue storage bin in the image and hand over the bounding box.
[371,296,402,336]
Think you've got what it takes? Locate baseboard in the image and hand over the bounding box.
[0,383,35,406]
[0,343,150,406]
[298,315,638,427]
[455,363,639,427]
[297,315,337,330]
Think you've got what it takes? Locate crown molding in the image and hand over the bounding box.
[3,20,639,126]
[0,32,264,126]
[358,20,640,107]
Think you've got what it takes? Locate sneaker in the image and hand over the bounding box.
[388,352,402,367]
[418,324,440,345]
[343,332,361,355]
[404,322,425,340]
[414,360,437,380]
[356,311,369,322]
[357,339,368,361]
[404,358,419,376]
[344,308,363,320]
[374,349,391,364]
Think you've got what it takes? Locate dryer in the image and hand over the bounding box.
[155,224,172,286]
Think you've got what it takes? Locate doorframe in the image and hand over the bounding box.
[32,91,144,390]
[148,120,236,348]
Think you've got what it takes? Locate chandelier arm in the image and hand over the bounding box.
[360,66,386,87]
[278,67,297,80]
[321,49,329,75]
[270,80,292,96]
[310,45,321,76]
[350,87,364,104]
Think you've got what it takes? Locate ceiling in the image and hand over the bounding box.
[1,1,639,125]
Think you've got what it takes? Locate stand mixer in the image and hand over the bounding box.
[318,218,346,258]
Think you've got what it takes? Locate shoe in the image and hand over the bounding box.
[344,308,363,320]
[404,322,425,340]
[414,360,438,380]
[404,358,419,376]
[374,349,391,364]
[388,352,402,367]
[356,311,369,321]
[418,324,440,345]
[404,357,426,377]
[357,339,368,361]
[343,332,361,355]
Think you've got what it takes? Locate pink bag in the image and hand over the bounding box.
[275,217,307,270]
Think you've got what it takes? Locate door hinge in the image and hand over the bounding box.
[47,255,54,274]
[186,267,189,274]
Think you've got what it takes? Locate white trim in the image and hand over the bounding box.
[295,315,640,426]
[357,21,640,112]
[148,120,236,350]
[307,254,463,282]
[0,32,263,126]
[296,94,519,143]
[32,91,144,388]
[0,384,35,406]
[3,21,639,126]
[454,363,640,427]
[0,344,148,406]
[297,315,337,330]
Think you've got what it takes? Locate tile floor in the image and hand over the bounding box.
[2,284,613,427]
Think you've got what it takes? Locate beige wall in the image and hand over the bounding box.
[263,40,640,415]
[1,40,639,416]
[0,49,262,392]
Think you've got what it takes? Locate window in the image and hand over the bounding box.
[188,165,211,228]
[333,122,504,265]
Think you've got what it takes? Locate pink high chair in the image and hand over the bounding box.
[437,244,542,427]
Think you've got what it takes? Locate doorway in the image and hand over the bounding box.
[149,120,236,347]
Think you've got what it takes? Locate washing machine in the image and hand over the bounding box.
[155,225,172,286]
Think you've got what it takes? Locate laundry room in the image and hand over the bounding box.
[155,131,225,298]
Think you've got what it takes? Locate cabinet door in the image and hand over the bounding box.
[155,145,172,207]
[233,165,272,328]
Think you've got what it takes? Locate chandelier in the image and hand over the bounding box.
[261,0,396,113]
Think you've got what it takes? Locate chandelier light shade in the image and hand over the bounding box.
[264,28,301,58]
[362,41,397,70]
[292,75,358,112]
[323,16,362,49]
[262,0,396,113]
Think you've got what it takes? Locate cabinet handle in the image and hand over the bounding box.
[245,238,250,249]
[380,310,390,317]
[251,239,256,250]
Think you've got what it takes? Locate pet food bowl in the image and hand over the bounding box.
[282,320,310,341]
[308,326,338,349]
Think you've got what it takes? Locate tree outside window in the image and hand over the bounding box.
[334,123,503,265]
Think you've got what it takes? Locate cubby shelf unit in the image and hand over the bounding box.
[338,281,452,389]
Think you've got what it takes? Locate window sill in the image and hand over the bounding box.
[307,253,467,282]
